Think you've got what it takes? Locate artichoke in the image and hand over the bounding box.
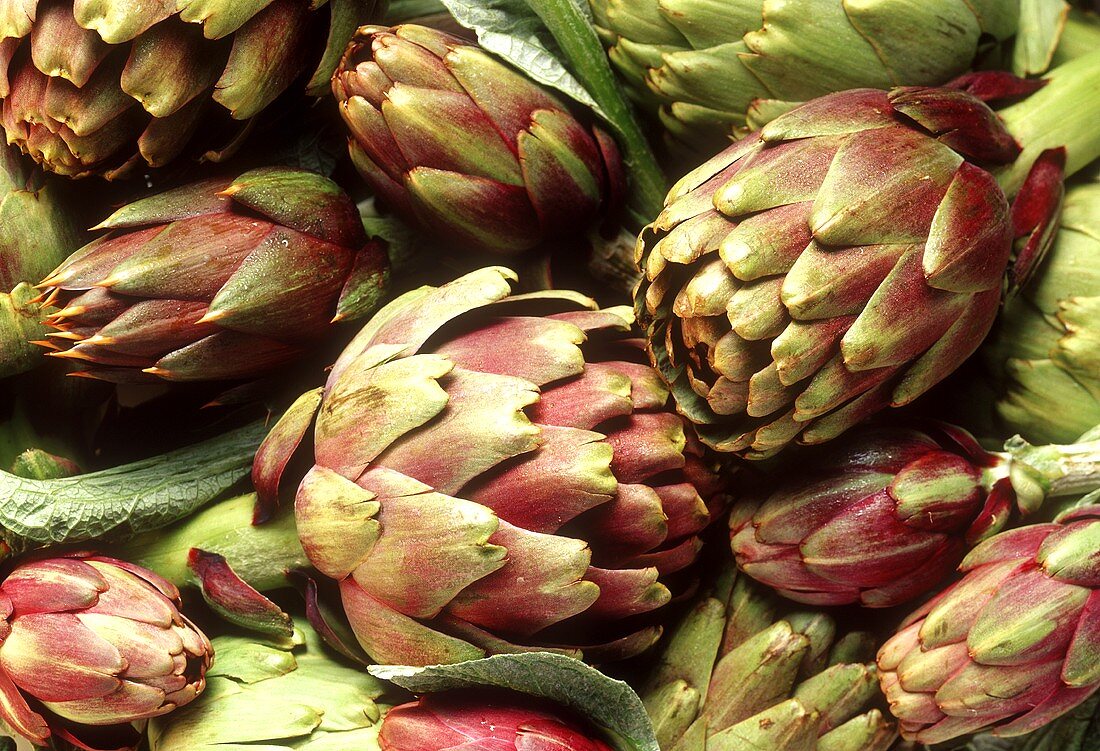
[730,423,1100,608]
[635,53,1100,458]
[148,621,391,751]
[332,24,625,255]
[589,0,1020,157]
[1,142,81,377]
[643,563,896,751]
[0,0,379,178]
[0,553,212,750]
[380,695,616,751]
[254,267,729,666]
[973,175,1100,444]
[878,505,1100,744]
[36,167,390,383]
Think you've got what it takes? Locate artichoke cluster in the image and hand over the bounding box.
[1,5,1099,751]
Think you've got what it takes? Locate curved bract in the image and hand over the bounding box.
[590,0,1019,157]
[333,24,624,255]
[0,0,378,177]
[258,267,729,666]
[36,167,390,383]
[730,425,1012,608]
[0,553,212,751]
[878,506,1100,744]
[635,81,1028,458]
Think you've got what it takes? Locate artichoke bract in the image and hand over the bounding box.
[0,554,212,750]
[730,423,1100,608]
[589,0,1020,157]
[0,0,378,178]
[36,167,390,383]
[878,505,1100,744]
[254,267,729,666]
[643,564,896,751]
[975,176,1100,444]
[380,694,615,751]
[148,622,391,751]
[332,24,625,255]
[636,53,1100,459]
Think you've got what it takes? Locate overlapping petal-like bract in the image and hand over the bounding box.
[730,425,1012,608]
[267,267,728,666]
[0,0,378,177]
[636,82,1025,459]
[380,695,615,751]
[0,554,212,750]
[333,24,625,255]
[37,167,390,383]
[589,0,1019,157]
[878,506,1100,744]
[643,565,896,751]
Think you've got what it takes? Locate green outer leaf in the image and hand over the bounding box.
[0,421,265,553]
[438,0,666,219]
[371,652,659,751]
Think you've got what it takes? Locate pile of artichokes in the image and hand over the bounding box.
[0,1,1098,750]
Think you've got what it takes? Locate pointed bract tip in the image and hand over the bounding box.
[46,331,83,341]
[195,309,227,325]
[142,366,171,377]
[48,349,93,361]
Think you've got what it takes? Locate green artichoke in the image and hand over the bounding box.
[0,0,379,178]
[332,24,625,255]
[36,167,390,383]
[643,564,896,751]
[1,142,80,377]
[589,0,1020,157]
[254,267,730,666]
[973,175,1100,444]
[635,53,1100,458]
[878,505,1100,744]
[148,622,391,751]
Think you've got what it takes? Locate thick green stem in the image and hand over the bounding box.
[1051,10,1100,68]
[115,493,308,592]
[1002,434,1100,514]
[997,49,1100,194]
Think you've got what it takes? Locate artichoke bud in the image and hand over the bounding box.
[0,0,381,177]
[731,422,1100,608]
[642,565,895,751]
[0,554,212,750]
[878,506,1100,744]
[253,267,731,666]
[34,167,391,383]
[333,25,626,255]
[636,55,1100,460]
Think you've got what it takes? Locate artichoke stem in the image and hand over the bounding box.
[997,49,1100,193]
[1003,432,1100,514]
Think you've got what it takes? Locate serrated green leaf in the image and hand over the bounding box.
[0,421,265,553]
[370,652,659,751]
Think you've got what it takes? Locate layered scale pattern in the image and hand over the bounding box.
[0,0,374,177]
[0,554,212,749]
[333,24,624,254]
[257,267,729,666]
[37,167,389,382]
[636,83,1027,458]
[878,506,1100,743]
